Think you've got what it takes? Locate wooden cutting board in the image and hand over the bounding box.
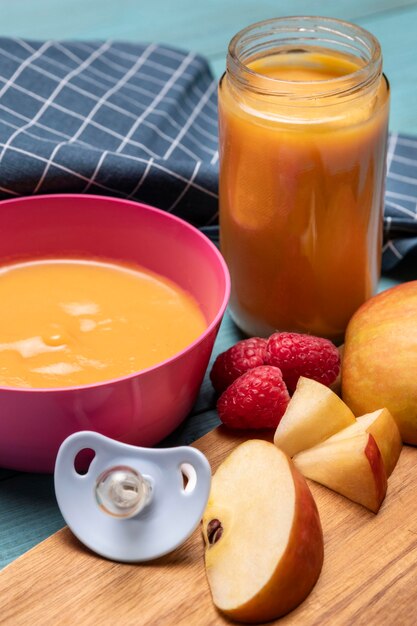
[1,426,417,625]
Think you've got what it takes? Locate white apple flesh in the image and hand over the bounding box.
[319,408,402,478]
[293,432,387,513]
[202,440,324,623]
[274,376,356,457]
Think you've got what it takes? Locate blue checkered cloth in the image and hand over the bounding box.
[0,38,415,271]
[0,39,219,226]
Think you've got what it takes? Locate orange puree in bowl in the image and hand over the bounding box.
[219,49,389,340]
[0,258,207,388]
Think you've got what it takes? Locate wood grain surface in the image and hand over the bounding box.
[1,426,417,625]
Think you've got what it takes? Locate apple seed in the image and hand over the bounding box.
[207,519,223,545]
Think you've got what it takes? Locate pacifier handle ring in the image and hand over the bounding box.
[54,430,107,479]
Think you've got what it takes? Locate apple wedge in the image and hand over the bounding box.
[274,376,356,457]
[293,432,387,513]
[317,408,402,478]
[202,440,324,623]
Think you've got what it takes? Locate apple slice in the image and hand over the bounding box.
[202,440,323,623]
[274,376,356,457]
[293,432,387,513]
[318,408,402,478]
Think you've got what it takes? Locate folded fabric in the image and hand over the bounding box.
[0,38,415,272]
[0,39,219,227]
[383,133,417,270]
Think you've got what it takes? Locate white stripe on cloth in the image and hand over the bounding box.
[388,171,417,187]
[0,88,205,162]
[386,190,417,202]
[0,40,52,99]
[397,136,417,149]
[164,80,218,159]
[191,120,218,142]
[392,153,417,168]
[81,149,109,194]
[59,42,217,135]
[0,39,220,207]
[62,41,191,92]
[169,160,201,211]
[382,240,403,259]
[126,157,155,200]
[0,143,219,200]
[0,102,102,147]
[0,76,174,158]
[385,199,417,220]
[0,42,112,163]
[81,41,201,74]
[116,52,195,153]
[1,143,129,196]
[33,44,157,193]
[386,132,398,175]
[0,47,217,157]
[0,184,19,195]
[194,85,218,114]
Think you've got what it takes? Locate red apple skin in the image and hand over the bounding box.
[342,281,417,445]
[365,434,387,511]
[225,462,324,623]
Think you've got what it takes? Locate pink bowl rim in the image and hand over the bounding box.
[0,193,230,393]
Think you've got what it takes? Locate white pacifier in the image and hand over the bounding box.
[54,431,211,562]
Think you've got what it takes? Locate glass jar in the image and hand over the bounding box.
[218,17,389,342]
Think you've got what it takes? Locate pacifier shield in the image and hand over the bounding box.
[54,431,211,562]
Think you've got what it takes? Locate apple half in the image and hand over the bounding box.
[293,432,387,513]
[318,408,402,478]
[274,376,356,457]
[202,440,324,623]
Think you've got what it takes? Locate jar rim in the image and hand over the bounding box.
[227,16,382,99]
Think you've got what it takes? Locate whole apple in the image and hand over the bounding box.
[342,281,417,445]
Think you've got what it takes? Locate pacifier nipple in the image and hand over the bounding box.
[95,466,152,518]
[54,431,211,562]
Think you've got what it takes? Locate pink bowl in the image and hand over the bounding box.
[0,194,230,473]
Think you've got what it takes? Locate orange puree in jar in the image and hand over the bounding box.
[0,258,206,388]
[219,19,389,341]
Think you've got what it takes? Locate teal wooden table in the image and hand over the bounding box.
[1,0,417,572]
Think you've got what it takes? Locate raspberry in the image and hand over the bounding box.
[210,337,268,393]
[217,365,290,429]
[265,332,340,393]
